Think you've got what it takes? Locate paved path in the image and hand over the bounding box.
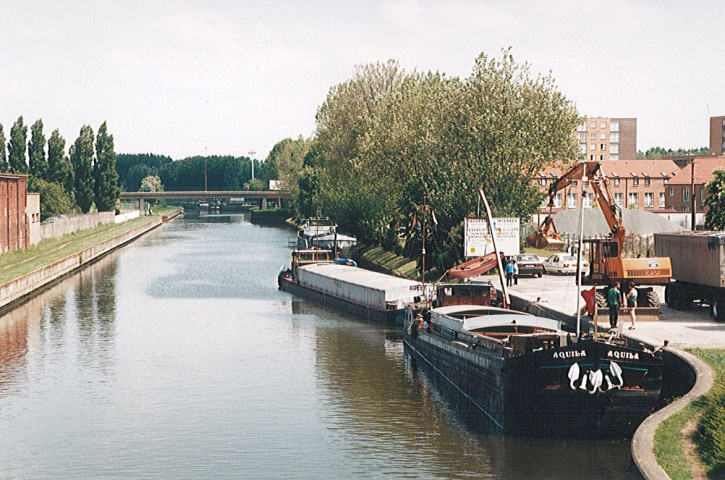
[477,273,725,349]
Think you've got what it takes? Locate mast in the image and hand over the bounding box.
[575,171,587,337]
[477,186,509,309]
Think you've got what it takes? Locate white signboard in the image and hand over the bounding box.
[464,217,520,258]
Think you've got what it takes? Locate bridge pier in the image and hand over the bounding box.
[261,198,267,210]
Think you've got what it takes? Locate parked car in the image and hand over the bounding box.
[543,254,589,275]
[504,254,544,278]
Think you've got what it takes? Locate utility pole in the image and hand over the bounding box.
[204,146,207,192]
[248,150,256,180]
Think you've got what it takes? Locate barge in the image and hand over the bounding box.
[403,284,663,437]
[278,249,432,324]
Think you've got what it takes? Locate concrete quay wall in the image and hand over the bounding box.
[0,217,163,314]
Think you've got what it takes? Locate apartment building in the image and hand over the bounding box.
[710,116,725,155]
[535,160,680,211]
[576,117,637,161]
[665,156,725,212]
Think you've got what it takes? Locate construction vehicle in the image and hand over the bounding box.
[527,161,671,308]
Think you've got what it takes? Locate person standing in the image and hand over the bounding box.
[513,260,519,285]
[505,260,514,287]
[626,282,638,330]
[607,281,621,330]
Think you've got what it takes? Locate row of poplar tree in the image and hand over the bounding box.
[0,116,120,219]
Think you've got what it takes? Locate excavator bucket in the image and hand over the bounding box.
[526,231,565,250]
[526,216,565,250]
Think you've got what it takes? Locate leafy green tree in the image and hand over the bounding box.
[704,169,725,230]
[94,122,120,211]
[140,175,163,192]
[0,124,7,172]
[28,177,74,220]
[8,116,28,173]
[246,178,266,191]
[70,125,95,213]
[637,146,710,159]
[116,153,172,190]
[47,129,74,199]
[265,137,309,208]
[28,119,48,179]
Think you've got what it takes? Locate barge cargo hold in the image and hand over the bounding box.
[403,301,663,437]
[278,250,432,324]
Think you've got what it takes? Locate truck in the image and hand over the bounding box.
[528,161,671,308]
[655,231,725,322]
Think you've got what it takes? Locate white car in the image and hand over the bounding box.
[543,254,589,275]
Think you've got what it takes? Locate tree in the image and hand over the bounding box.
[27,177,73,220]
[8,116,28,173]
[70,125,95,213]
[265,137,310,208]
[28,119,48,179]
[704,169,725,230]
[94,122,120,211]
[140,175,163,192]
[0,124,7,172]
[47,129,74,198]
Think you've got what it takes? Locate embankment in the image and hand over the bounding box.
[0,209,182,315]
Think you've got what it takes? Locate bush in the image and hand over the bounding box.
[696,378,725,471]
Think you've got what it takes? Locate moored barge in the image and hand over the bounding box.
[278,249,432,324]
[403,285,663,437]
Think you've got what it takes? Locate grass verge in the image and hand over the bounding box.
[654,349,725,480]
[0,210,174,285]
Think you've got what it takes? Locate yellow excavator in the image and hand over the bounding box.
[527,161,671,308]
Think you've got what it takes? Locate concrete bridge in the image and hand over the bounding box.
[120,190,289,210]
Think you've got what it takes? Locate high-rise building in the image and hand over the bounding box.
[576,117,637,161]
[709,116,725,155]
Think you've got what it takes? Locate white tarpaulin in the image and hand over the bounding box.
[464,217,520,258]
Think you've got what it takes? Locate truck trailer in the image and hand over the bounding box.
[655,231,725,321]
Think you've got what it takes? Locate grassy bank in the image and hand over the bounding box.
[655,349,725,480]
[0,209,174,285]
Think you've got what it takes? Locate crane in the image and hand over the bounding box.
[528,161,671,308]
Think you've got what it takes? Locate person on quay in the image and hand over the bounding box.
[505,260,514,287]
[607,281,621,331]
[513,260,519,286]
[626,282,638,330]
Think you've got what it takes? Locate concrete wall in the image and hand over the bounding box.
[27,193,41,246]
[0,218,161,313]
[40,212,115,241]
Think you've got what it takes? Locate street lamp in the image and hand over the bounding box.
[248,150,256,180]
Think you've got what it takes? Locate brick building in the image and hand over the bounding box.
[710,116,725,156]
[1,174,30,253]
[576,117,637,161]
[665,156,725,212]
[535,159,680,211]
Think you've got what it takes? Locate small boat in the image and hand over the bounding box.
[447,252,500,279]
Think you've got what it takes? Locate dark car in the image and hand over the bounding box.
[506,254,544,278]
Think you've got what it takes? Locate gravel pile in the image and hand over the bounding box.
[540,209,686,236]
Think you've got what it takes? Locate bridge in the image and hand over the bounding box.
[120,190,290,210]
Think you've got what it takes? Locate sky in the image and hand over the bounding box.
[1,0,724,161]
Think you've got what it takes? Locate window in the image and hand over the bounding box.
[683,188,689,202]
[554,193,562,208]
[600,132,607,140]
[659,192,665,207]
[610,132,619,142]
[644,176,650,186]
[614,192,623,206]
[540,177,547,186]
[633,177,639,186]
[600,155,606,161]
[590,143,596,151]
[600,121,607,128]
[590,132,596,139]
[600,143,606,150]
[580,144,587,154]
[701,188,705,203]
[567,192,577,208]
[590,155,595,160]
[583,192,593,208]
[614,177,620,186]
[628,193,638,208]
[610,143,619,154]
[578,132,587,141]
[590,121,597,128]
[669,187,674,197]
[577,122,586,132]
[610,154,619,161]
[610,120,619,132]
[644,192,653,207]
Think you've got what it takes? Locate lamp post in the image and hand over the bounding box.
[248,150,256,180]
[204,146,207,192]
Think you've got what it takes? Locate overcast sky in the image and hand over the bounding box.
[2,1,723,160]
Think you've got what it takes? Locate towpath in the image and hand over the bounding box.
[476,273,725,349]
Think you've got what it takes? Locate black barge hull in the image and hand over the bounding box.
[404,328,662,437]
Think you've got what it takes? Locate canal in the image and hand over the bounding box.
[0,213,638,479]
